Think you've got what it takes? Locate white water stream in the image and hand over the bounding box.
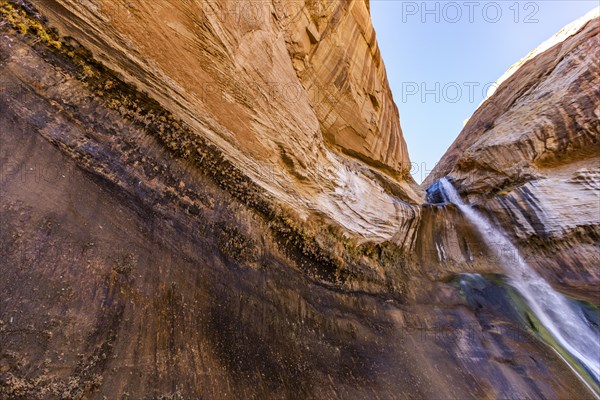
[438,178,600,390]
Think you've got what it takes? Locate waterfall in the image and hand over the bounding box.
[438,177,600,390]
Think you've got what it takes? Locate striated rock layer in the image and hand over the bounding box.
[29,0,420,241]
[424,10,600,301]
[1,1,599,399]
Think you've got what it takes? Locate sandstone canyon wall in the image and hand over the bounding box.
[425,9,600,301]
[1,1,598,399]
[29,0,420,241]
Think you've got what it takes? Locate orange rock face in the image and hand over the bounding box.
[1,2,599,399]
[34,0,412,183]
[28,0,421,242]
[424,12,600,297]
[425,13,599,194]
[282,0,410,175]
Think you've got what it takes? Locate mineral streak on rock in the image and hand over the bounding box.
[424,9,600,299]
[30,0,419,241]
[1,1,599,399]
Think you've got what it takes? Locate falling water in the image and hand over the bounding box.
[438,177,600,392]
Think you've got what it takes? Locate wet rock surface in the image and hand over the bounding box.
[0,2,598,399]
[424,12,600,300]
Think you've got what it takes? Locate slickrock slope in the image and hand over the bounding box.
[30,0,419,240]
[1,2,598,399]
[424,10,600,300]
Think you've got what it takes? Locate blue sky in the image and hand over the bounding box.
[371,1,598,183]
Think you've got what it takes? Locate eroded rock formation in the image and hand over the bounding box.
[29,0,419,242]
[1,1,598,399]
[425,9,600,300]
